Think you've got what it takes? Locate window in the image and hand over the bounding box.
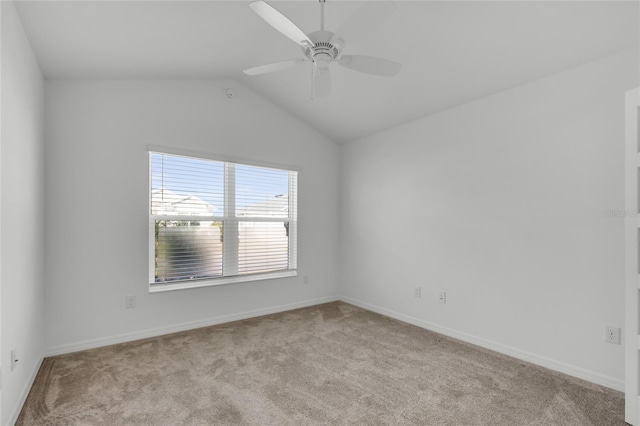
[149,151,297,291]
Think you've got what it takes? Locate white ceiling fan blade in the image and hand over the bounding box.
[244,59,306,76]
[313,67,332,99]
[331,1,395,47]
[250,1,313,47]
[339,55,401,76]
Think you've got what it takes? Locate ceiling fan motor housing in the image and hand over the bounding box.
[303,30,341,69]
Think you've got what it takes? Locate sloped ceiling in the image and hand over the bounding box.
[14,0,639,143]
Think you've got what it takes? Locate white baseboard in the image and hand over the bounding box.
[8,354,44,426]
[43,294,623,393]
[45,296,338,357]
[339,296,624,392]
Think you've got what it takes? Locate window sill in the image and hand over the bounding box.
[149,270,297,293]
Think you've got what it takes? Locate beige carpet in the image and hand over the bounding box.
[18,302,624,425]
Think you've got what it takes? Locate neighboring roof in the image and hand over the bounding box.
[152,188,216,216]
[237,194,288,218]
[152,189,288,218]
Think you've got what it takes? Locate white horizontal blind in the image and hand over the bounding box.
[151,154,224,217]
[235,163,291,275]
[154,220,223,282]
[150,152,297,286]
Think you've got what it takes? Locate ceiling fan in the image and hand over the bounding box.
[244,0,401,99]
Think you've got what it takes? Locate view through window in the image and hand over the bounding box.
[149,152,297,288]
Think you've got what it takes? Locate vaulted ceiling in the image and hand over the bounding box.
[14,1,639,143]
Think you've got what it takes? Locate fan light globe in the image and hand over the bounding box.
[314,52,332,69]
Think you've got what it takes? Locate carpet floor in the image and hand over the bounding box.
[18,302,624,425]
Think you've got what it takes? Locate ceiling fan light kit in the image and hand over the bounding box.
[302,32,340,70]
[244,0,401,99]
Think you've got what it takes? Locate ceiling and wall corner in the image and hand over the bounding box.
[13,0,640,143]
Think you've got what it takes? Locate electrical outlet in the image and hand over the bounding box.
[303,275,310,285]
[438,291,447,304]
[414,287,422,298]
[605,325,621,344]
[125,295,136,309]
[11,348,18,371]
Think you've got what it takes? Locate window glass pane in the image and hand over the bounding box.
[238,221,289,274]
[235,164,289,218]
[151,153,224,217]
[155,220,223,282]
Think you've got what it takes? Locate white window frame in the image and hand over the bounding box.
[148,147,298,293]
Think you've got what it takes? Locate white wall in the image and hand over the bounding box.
[339,49,638,391]
[44,80,339,353]
[1,1,46,423]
